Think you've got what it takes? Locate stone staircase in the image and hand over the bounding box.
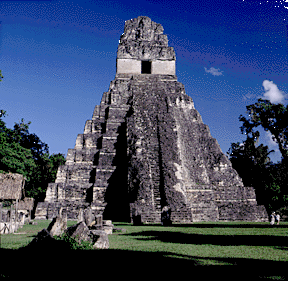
[126,77,194,224]
[35,88,131,220]
[91,104,130,218]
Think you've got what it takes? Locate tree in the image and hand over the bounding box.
[239,99,288,163]
[0,111,66,201]
[13,118,49,160]
[227,131,273,197]
[264,163,288,211]
[0,110,6,118]
[0,113,36,180]
[47,153,66,182]
[0,139,37,180]
[228,98,288,212]
[0,70,3,82]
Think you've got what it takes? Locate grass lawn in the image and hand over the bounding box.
[0,220,76,249]
[109,221,288,262]
[1,220,287,279]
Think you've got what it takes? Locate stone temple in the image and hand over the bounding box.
[35,16,268,223]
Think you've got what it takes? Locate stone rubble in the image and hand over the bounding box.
[29,214,112,249]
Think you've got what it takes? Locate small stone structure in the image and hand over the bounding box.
[0,173,27,233]
[17,197,34,222]
[35,16,268,224]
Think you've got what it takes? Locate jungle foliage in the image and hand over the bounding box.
[227,99,288,213]
[0,110,65,202]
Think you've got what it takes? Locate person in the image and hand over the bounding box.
[275,213,280,225]
[270,212,275,225]
[161,206,171,226]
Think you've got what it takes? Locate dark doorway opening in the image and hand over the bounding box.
[141,61,151,74]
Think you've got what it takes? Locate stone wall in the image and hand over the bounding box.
[152,60,175,75]
[116,59,175,75]
[117,59,141,74]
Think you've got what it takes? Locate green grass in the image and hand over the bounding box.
[0,219,77,249]
[1,221,287,279]
[108,222,288,263]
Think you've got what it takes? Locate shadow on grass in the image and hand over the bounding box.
[1,222,287,279]
[114,222,288,229]
[166,223,288,228]
[0,244,286,280]
[126,230,288,247]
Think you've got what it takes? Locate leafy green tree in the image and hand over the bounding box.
[26,152,66,201]
[0,70,3,81]
[12,118,49,159]
[0,113,36,180]
[227,131,274,204]
[0,111,66,201]
[0,110,6,118]
[264,162,288,211]
[228,98,288,212]
[47,153,66,182]
[0,139,37,180]
[239,99,288,163]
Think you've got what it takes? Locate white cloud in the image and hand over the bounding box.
[204,67,223,76]
[262,80,286,104]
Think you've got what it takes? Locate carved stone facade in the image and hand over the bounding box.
[35,16,268,223]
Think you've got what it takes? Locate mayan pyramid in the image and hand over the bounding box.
[35,16,268,223]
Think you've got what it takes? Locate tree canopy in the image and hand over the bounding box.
[228,98,288,213]
[239,99,288,163]
[0,111,65,201]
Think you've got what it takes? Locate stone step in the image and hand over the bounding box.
[106,106,128,120]
[66,148,99,163]
[74,133,101,149]
[84,120,103,134]
[92,187,106,202]
[101,138,118,152]
[94,168,116,187]
[98,153,117,167]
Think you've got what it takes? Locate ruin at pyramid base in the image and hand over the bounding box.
[35,17,268,224]
[35,184,268,223]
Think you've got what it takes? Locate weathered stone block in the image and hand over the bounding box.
[90,230,109,249]
[65,221,92,243]
[83,207,93,226]
[103,224,114,234]
[47,216,67,236]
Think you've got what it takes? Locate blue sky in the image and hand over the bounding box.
[0,0,288,163]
